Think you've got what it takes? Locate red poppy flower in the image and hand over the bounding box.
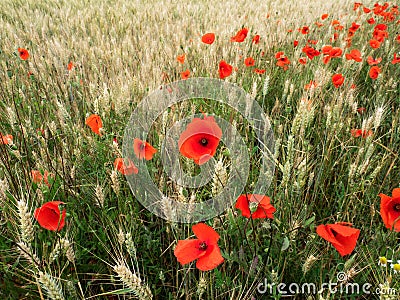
[31,170,43,184]
[85,114,102,136]
[369,66,381,79]
[367,17,375,24]
[18,48,29,60]
[331,32,339,42]
[244,57,255,67]
[31,170,53,187]
[201,33,215,45]
[300,26,309,34]
[337,47,349,59]
[254,68,266,74]
[357,107,366,114]
[321,45,332,54]
[174,223,224,271]
[379,188,400,231]
[308,39,318,45]
[345,49,362,62]
[334,24,344,31]
[114,158,138,175]
[392,53,400,64]
[218,60,233,79]
[0,134,13,145]
[180,69,190,80]
[363,7,371,13]
[177,54,185,64]
[275,52,290,70]
[235,194,276,219]
[316,223,360,256]
[276,57,290,70]
[178,115,222,165]
[252,35,260,44]
[302,45,320,60]
[367,56,382,65]
[321,13,328,20]
[293,40,298,47]
[34,201,66,231]
[304,80,318,90]
[133,138,157,160]
[369,39,381,49]
[230,28,248,42]
[374,23,387,32]
[322,46,343,64]
[298,57,307,65]
[348,22,360,33]
[332,74,344,88]
[351,129,373,138]
[67,61,74,71]
[353,2,362,10]
[373,29,388,43]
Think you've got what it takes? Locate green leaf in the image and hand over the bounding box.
[304,214,315,228]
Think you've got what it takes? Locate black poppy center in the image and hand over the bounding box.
[200,138,208,146]
[394,204,400,212]
[199,242,208,250]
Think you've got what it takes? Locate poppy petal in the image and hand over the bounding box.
[235,195,251,218]
[18,48,29,60]
[179,134,220,164]
[192,223,220,245]
[328,224,360,256]
[380,193,400,231]
[392,188,400,198]
[0,134,13,145]
[178,116,222,165]
[144,143,157,160]
[174,239,203,265]
[230,28,248,42]
[201,33,215,45]
[379,193,392,229]
[34,201,66,231]
[85,114,102,136]
[31,170,43,184]
[114,158,139,175]
[218,60,233,79]
[316,224,359,256]
[252,201,276,219]
[133,138,157,160]
[196,244,224,271]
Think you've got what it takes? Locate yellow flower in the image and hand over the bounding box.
[379,256,389,267]
[392,263,400,274]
